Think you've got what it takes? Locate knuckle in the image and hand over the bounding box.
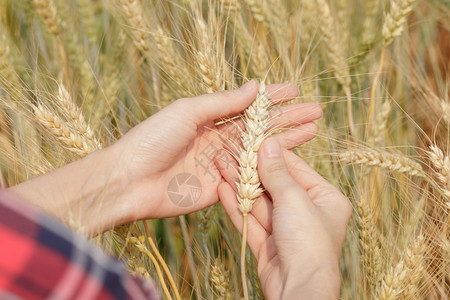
[266,161,287,175]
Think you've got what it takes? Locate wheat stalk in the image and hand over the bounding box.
[315,0,354,135]
[441,101,450,125]
[237,81,270,300]
[127,235,172,299]
[382,0,416,46]
[339,150,425,178]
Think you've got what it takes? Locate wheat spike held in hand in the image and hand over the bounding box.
[237,81,270,300]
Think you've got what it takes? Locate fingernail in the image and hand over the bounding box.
[239,79,256,92]
[263,138,281,158]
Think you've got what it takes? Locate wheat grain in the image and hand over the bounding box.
[120,0,151,53]
[237,82,270,215]
[77,0,97,44]
[357,197,382,291]
[56,84,102,150]
[337,0,349,55]
[218,0,240,11]
[400,235,425,299]
[243,0,267,25]
[376,235,425,299]
[0,34,22,100]
[315,0,350,88]
[252,43,269,80]
[194,17,220,93]
[34,104,95,157]
[33,0,60,35]
[441,101,450,125]
[237,81,270,300]
[315,0,354,134]
[211,260,232,300]
[382,0,416,46]
[339,150,425,177]
[368,100,391,146]
[427,145,450,199]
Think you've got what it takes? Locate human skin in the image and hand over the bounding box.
[9,80,323,234]
[9,81,350,299]
[218,137,352,299]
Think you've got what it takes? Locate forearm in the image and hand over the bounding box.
[8,145,134,235]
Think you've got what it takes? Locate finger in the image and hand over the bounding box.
[267,103,322,130]
[215,153,274,233]
[178,80,259,127]
[216,102,322,137]
[258,138,313,208]
[265,83,299,105]
[282,149,352,217]
[218,122,318,173]
[218,182,270,259]
[212,83,298,125]
[272,122,318,149]
[282,149,334,194]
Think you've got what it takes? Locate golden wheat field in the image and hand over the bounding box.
[0,0,449,299]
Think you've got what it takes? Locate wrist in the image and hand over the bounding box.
[9,144,134,236]
[282,261,340,299]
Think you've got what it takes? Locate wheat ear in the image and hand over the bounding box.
[127,236,172,300]
[237,81,270,300]
[382,0,416,47]
[33,0,60,35]
[120,0,151,53]
[57,84,102,150]
[34,104,96,157]
[357,197,382,291]
[315,0,355,135]
[368,0,416,135]
[211,259,232,300]
[339,149,425,178]
[427,145,450,200]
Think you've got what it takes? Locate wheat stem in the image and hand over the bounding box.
[128,236,172,300]
[367,47,386,138]
[241,213,249,300]
[143,221,181,300]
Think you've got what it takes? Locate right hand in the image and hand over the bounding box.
[218,138,352,299]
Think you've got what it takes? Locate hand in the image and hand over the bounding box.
[113,80,323,220]
[10,81,323,235]
[218,138,352,299]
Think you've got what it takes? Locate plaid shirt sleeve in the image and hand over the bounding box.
[0,189,160,300]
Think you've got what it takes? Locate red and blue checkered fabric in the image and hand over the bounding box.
[0,190,160,300]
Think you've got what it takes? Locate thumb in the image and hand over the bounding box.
[258,138,309,206]
[177,80,258,126]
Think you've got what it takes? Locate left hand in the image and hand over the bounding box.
[113,80,323,220]
[10,80,322,234]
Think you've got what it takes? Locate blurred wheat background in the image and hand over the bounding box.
[0,0,449,299]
